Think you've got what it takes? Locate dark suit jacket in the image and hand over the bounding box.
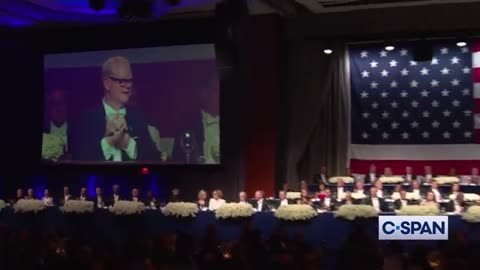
[364,197,389,212]
[70,104,159,162]
[402,174,417,182]
[252,199,270,212]
[319,198,338,211]
[145,197,159,207]
[93,196,105,208]
[332,187,352,200]
[313,174,329,185]
[446,200,467,212]
[393,199,413,210]
[363,173,380,184]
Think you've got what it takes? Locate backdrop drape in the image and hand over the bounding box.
[281,40,349,188]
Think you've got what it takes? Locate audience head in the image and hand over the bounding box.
[198,190,207,201]
[113,184,120,194]
[281,182,289,191]
[449,167,457,176]
[406,166,413,174]
[172,188,180,196]
[337,178,344,187]
[431,180,438,189]
[95,187,102,196]
[369,164,376,173]
[279,190,286,200]
[102,56,133,106]
[239,191,247,202]
[370,187,378,197]
[412,179,420,189]
[80,187,87,196]
[255,190,264,200]
[63,186,70,195]
[384,167,393,176]
[394,184,402,193]
[346,168,352,175]
[400,189,407,199]
[16,188,23,198]
[318,183,326,191]
[452,183,460,193]
[325,188,332,198]
[27,188,33,197]
[472,167,479,176]
[355,181,364,191]
[212,189,223,199]
[132,188,139,198]
[375,180,383,189]
[426,191,436,202]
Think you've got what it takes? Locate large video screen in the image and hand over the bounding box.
[42,44,220,164]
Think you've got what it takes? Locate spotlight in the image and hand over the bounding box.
[89,0,105,11]
[457,41,467,47]
[324,49,333,54]
[385,45,395,51]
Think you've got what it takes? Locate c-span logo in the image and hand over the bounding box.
[379,216,448,240]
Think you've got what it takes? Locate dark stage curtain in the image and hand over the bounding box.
[281,40,349,188]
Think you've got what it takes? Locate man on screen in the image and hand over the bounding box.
[70,56,158,162]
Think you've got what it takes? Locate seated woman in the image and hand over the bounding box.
[297,189,313,206]
[197,189,209,210]
[446,192,466,214]
[208,189,225,211]
[42,189,54,206]
[421,191,438,208]
[316,183,327,199]
[449,183,460,200]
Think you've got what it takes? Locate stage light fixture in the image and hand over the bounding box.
[324,49,333,54]
[457,41,467,47]
[385,45,395,51]
[89,0,105,11]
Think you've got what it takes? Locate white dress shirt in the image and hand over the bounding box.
[64,195,71,202]
[256,199,264,211]
[208,198,225,211]
[401,199,408,207]
[369,173,377,182]
[113,194,120,203]
[355,189,365,195]
[100,101,137,161]
[432,188,441,202]
[96,196,103,207]
[405,174,413,182]
[324,198,331,207]
[43,197,53,206]
[202,110,220,164]
[425,174,433,181]
[377,189,384,198]
[412,189,421,196]
[336,187,345,201]
[132,197,139,202]
[280,199,289,206]
[372,197,380,212]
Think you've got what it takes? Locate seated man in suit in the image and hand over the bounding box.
[238,191,249,204]
[272,190,290,209]
[333,179,350,201]
[78,187,89,201]
[70,56,158,162]
[471,168,480,184]
[144,190,159,208]
[93,187,105,208]
[364,164,379,184]
[424,166,437,183]
[410,179,422,197]
[365,187,389,212]
[313,165,328,185]
[25,188,35,200]
[428,180,443,203]
[446,192,467,213]
[375,180,388,199]
[131,188,141,202]
[340,191,356,206]
[393,190,412,210]
[253,190,269,212]
[110,184,122,205]
[382,167,394,177]
[60,186,72,205]
[320,189,337,211]
[403,166,416,183]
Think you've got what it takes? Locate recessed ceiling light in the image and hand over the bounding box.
[385,45,395,51]
[456,41,467,47]
[324,49,333,54]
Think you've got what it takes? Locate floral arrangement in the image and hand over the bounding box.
[14,199,46,213]
[60,200,94,214]
[275,205,317,221]
[391,192,421,200]
[351,193,367,200]
[109,200,145,215]
[334,205,378,220]
[397,205,440,216]
[379,176,404,184]
[449,193,480,201]
[328,176,354,184]
[462,206,480,223]
[0,200,6,211]
[286,192,301,199]
[215,203,254,219]
[433,177,459,185]
[161,202,198,218]
[42,133,64,161]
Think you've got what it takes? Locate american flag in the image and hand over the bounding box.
[349,42,480,175]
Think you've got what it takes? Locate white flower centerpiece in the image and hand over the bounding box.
[14,199,46,213]
[398,205,440,216]
[275,205,317,221]
[0,200,6,212]
[60,200,94,214]
[334,205,378,221]
[433,177,459,185]
[391,192,422,201]
[42,133,64,161]
[161,202,198,218]
[379,176,404,184]
[286,192,301,200]
[449,193,480,201]
[216,203,254,219]
[109,200,145,215]
[351,193,367,200]
[462,206,480,223]
[329,176,354,184]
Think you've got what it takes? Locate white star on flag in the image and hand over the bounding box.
[440,48,449,54]
[452,121,461,128]
[401,68,409,76]
[431,100,439,107]
[380,91,389,98]
[410,80,419,87]
[450,56,460,64]
[464,110,472,116]
[420,89,430,97]
[452,100,460,107]
[391,101,399,108]
[443,110,451,117]
[443,132,451,139]
[371,122,379,129]
[401,132,409,139]
[410,61,418,66]
[361,70,370,78]
[432,121,440,128]
[389,60,398,67]
[391,122,399,129]
[461,47,469,53]
[431,57,439,65]
[381,70,389,77]
[440,67,450,75]
[380,50,388,57]
[411,121,419,128]
[362,132,369,139]
[361,51,368,58]
[422,111,430,118]
[463,67,471,74]
[382,132,389,139]
[370,61,379,68]
[422,131,430,138]
[462,88,470,95]
[360,91,369,98]
[362,112,370,118]
[400,91,408,98]
[402,111,409,118]
[451,79,460,86]
[465,131,472,138]
[441,89,450,96]
[411,100,419,108]
[400,49,408,56]
[420,67,430,75]
[371,81,379,88]
[381,111,390,118]
[430,80,439,87]
[390,81,398,88]
[372,102,379,109]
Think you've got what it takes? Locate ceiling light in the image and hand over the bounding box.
[456,41,467,47]
[324,49,333,54]
[385,45,395,51]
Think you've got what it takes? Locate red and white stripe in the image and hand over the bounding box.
[349,43,480,175]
